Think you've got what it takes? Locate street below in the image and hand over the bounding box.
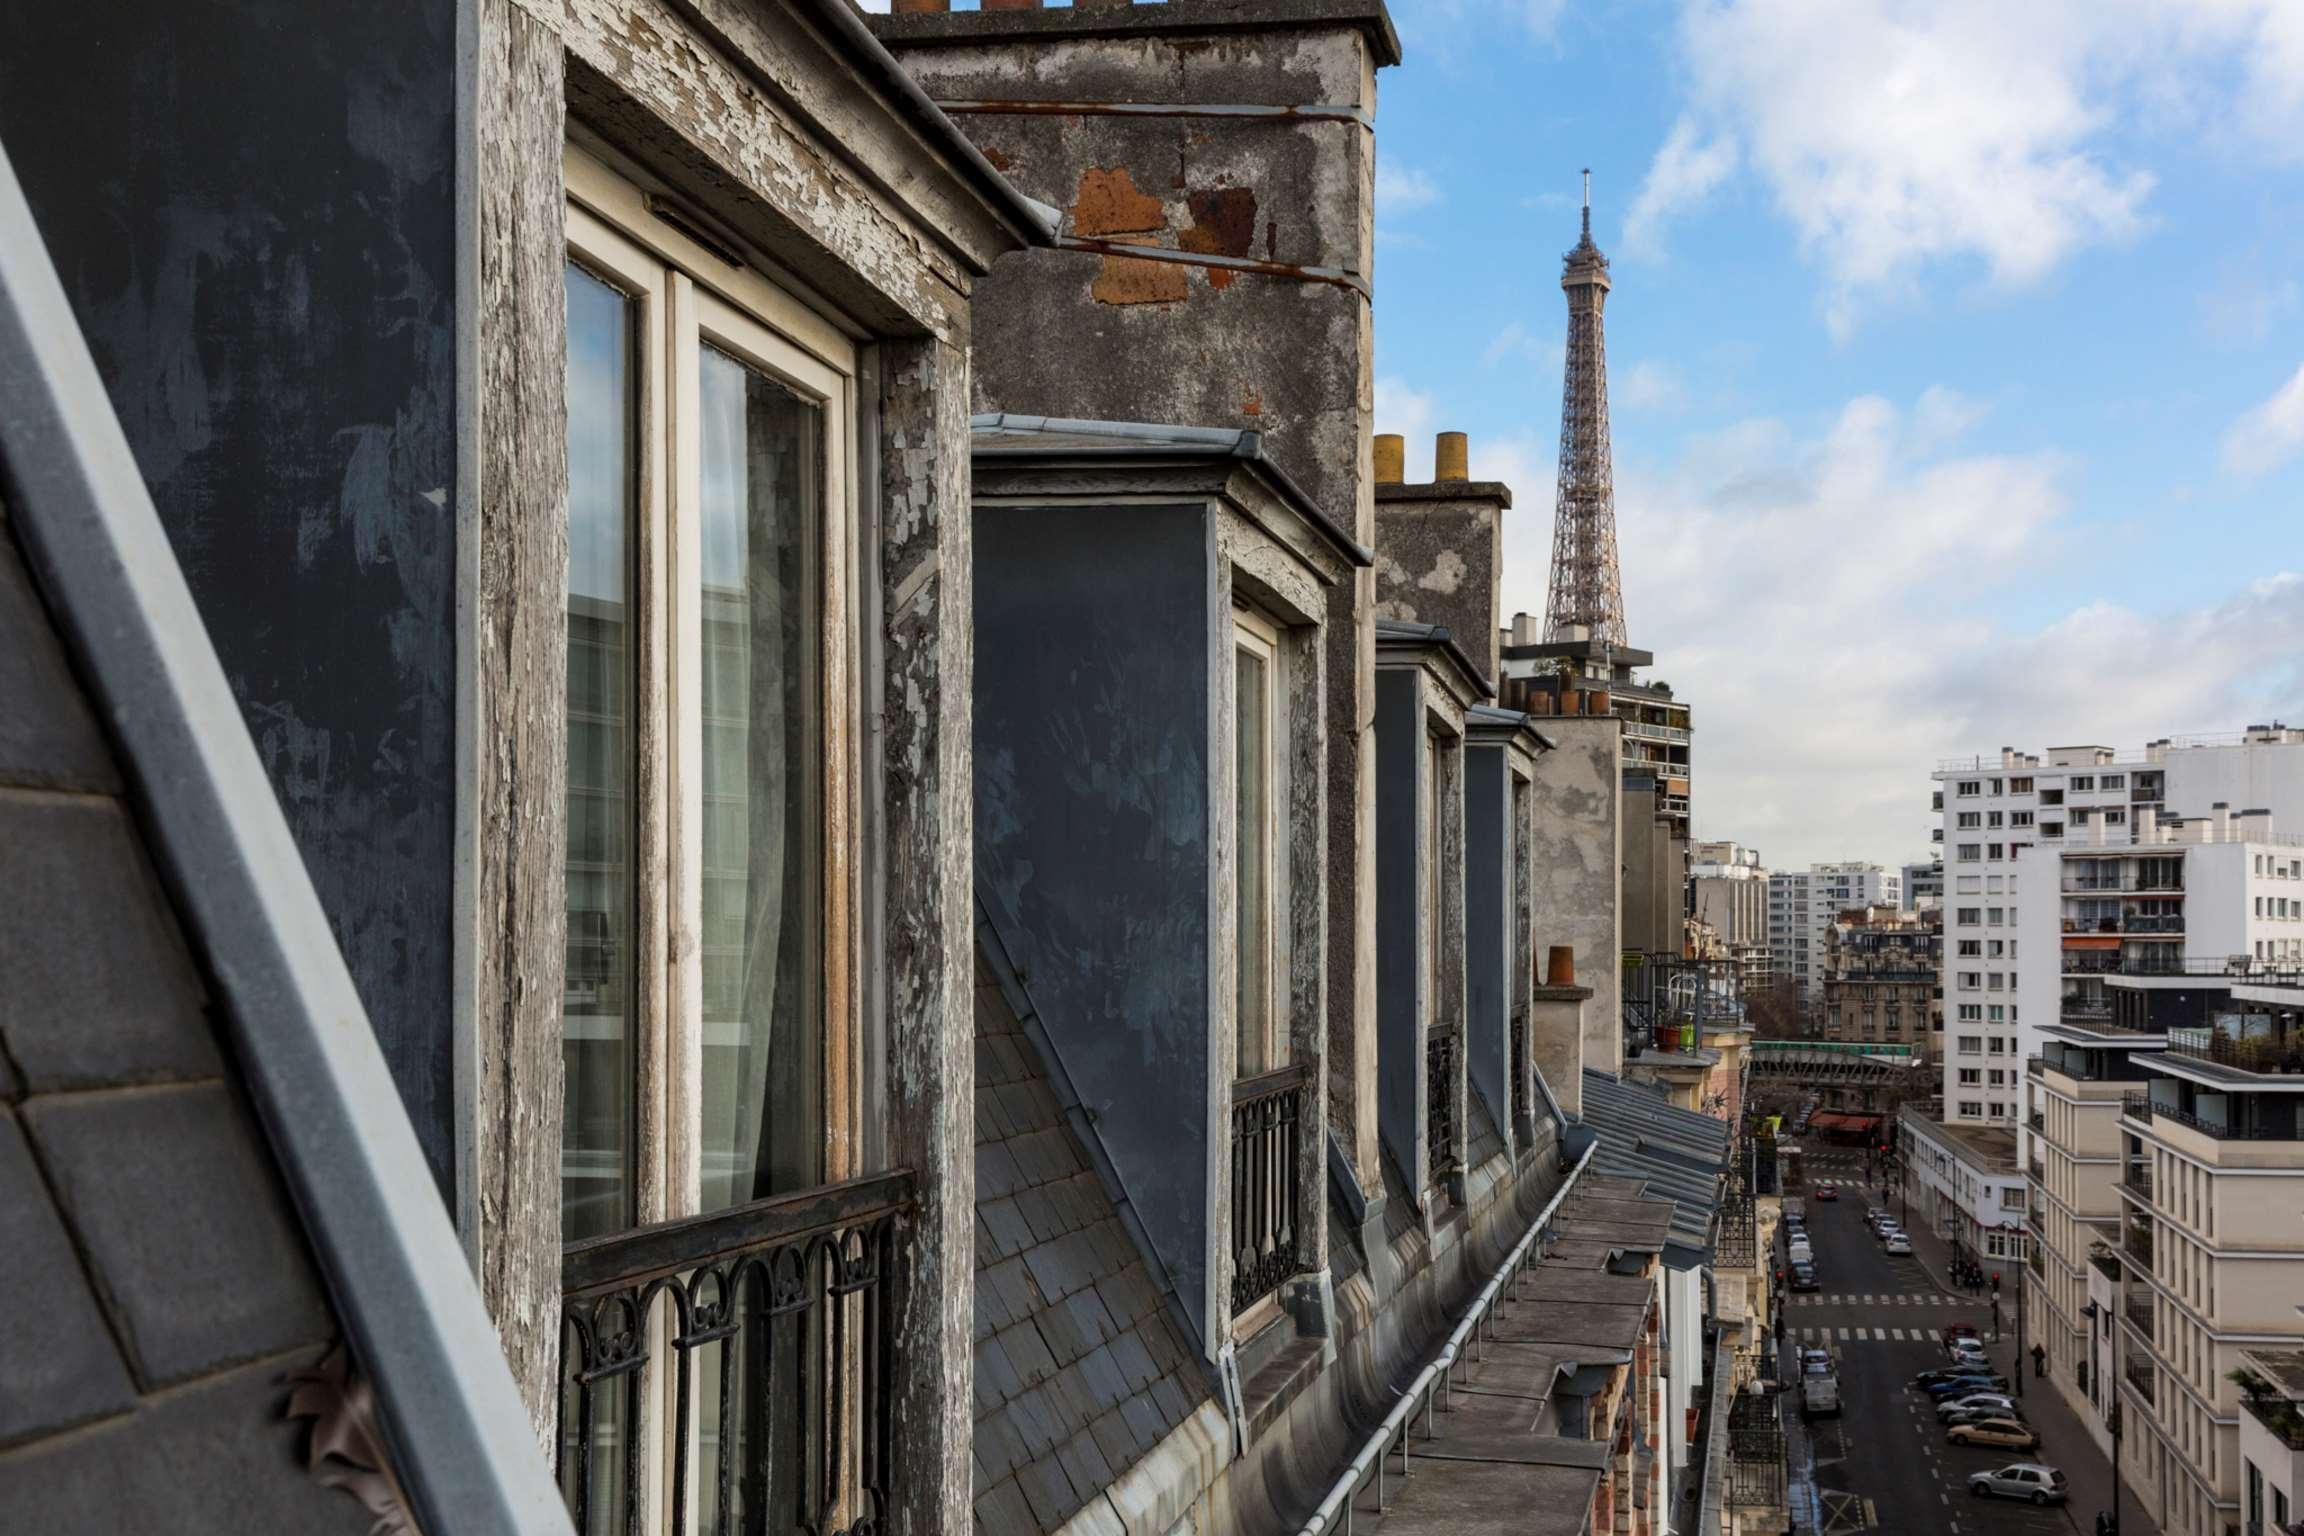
[1775,1149,2150,1536]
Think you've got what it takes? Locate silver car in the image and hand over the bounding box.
[1884,1234,1914,1255]
[1968,1463,2068,1505]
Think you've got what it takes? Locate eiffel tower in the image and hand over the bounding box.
[1542,170,1628,649]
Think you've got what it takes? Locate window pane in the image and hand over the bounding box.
[1235,645,1269,1076]
[697,341,822,1212]
[562,261,638,1244]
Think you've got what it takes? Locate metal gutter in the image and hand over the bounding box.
[788,0,1061,252]
[0,144,571,1535]
[970,411,1375,570]
[1294,1138,1598,1534]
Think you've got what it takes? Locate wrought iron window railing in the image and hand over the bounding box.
[557,1170,912,1536]
[1727,1389,1785,1509]
[1510,1006,1529,1135]
[1427,1026,1460,1184]
[1231,1062,1311,1316]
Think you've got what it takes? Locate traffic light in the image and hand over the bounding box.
[1991,1272,2001,1295]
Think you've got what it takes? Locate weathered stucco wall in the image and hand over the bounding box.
[1531,716,1623,1080]
[1373,485,1506,683]
[1,0,466,1195]
[975,500,1216,1349]
[875,2,1395,1202]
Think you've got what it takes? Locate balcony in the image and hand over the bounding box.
[2121,1163,2153,1201]
[2124,1292,2155,1340]
[1623,720,1691,745]
[1231,1062,1312,1315]
[2125,1359,2158,1406]
[2166,1017,2304,1078]
[2120,1091,2153,1125]
[2240,1393,2304,1451]
[2028,1157,2045,1184]
[2063,871,2184,894]
[2122,1218,2154,1269]
[2087,1243,2122,1282]
[1427,1026,1461,1184]
[556,1170,914,1533]
[2028,1109,2046,1133]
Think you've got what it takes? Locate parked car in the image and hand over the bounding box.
[1914,1367,2004,1388]
[1947,1419,2040,1452]
[1814,1186,1839,1201]
[1943,1406,2023,1430]
[1968,1463,2068,1505]
[1924,1374,2010,1397]
[1884,1234,1914,1256]
[1937,1393,2020,1421]
[1790,1263,1820,1292]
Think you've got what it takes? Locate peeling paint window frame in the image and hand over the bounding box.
[1232,603,1287,1078]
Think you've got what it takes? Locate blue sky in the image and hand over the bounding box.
[1370,0,2304,869]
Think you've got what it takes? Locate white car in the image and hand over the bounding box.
[1937,1392,2019,1421]
[1969,1463,2068,1506]
[1884,1234,1914,1256]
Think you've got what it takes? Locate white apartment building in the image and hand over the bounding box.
[1766,861,1900,995]
[1902,858,1943,912]
[1932,728,2304,1129]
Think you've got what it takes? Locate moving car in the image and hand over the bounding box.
[1884,1234,1914,1256]
[1799,1348,1834,1374]
[1914,1368,2005,1388]
[1947,1419,2040,1451]
[1937,1393,2020,1421]
[1814,1186,1839,1201]
[1789,1263,1819,1292]
[1968,1464,2068,1506]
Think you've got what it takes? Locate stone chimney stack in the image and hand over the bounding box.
[1372,430,1510,684]
[873,0,1404,1203]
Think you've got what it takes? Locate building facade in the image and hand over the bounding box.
[1766,862,1901,996]
[1820,905,1942,1063]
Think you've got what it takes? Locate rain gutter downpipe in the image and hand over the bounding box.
[1295,1138,1600,1535]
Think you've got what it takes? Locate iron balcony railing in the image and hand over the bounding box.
[2120,1092,2153,1124]
[1231,1061,1311,1316]
[2121,1163,2154,1201]
[2124,1292,2155,1340]
[1509,1006,1529,1135]
[557,1170,912,1536]
[2122,1219,2155,1269]
[2125,1358,2158,1407]
[1427,1026,1461,1185]
[2165,1022,2304,1078]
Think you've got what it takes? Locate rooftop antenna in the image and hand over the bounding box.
[1582,167,1591,239]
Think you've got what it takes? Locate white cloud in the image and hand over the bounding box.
[2221,361,2304,479]
[1375,163,1444,220]
[1480,321,1566,375]
[1634,0,2304,333]
[1376,375,1440,479]
[1473,382,2304,866]
[1616,360,1688,413]
[1623,116,1737,262]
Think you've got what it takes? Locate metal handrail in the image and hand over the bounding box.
[1294,1139,1598,1534]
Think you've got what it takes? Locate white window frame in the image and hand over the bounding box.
[1232,605,1287,1077]
[564,145,865,1224]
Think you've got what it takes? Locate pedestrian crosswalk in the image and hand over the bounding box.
[1788,1292,1961,1306]
[1789,1325,1983,1342]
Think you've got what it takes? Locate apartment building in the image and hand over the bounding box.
[0,3,1761,1527]
[1693,840,1769,979]
[1903,858,1945,911]
[2105,974,2304,1536]
[1935,734,2304,1128]
[1767,862,1901,995]
[1820,905,1942,1062]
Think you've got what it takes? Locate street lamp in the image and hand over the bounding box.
[2106,1401,2124,1536]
